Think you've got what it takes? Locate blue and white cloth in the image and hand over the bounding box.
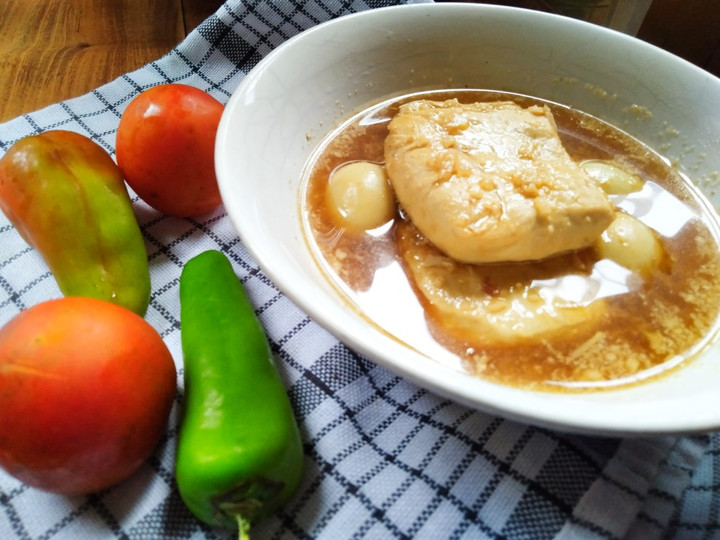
[1,1,719,538]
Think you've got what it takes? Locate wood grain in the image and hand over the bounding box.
[0,0,222,122]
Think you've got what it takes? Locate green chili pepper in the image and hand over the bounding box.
[176,250,304,538]
[0,130,150,315]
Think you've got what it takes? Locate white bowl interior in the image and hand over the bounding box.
[216,3,720,435]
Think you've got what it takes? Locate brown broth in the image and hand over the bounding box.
[301,90,720,392]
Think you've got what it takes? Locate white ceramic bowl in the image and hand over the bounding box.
[216,3,720,436]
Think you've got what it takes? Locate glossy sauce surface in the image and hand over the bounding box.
[301,90,720,392]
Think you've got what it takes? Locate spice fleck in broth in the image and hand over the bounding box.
[301,90,720,392]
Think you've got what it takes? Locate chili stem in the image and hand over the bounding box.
[237,515,251,540]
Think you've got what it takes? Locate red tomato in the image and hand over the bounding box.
[0,297,177,495]
[116,84,224,217]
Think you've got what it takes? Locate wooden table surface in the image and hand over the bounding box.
[0,0,718,124]
[0,0,223,123]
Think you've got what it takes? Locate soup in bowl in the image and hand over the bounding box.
[216,3,720,435]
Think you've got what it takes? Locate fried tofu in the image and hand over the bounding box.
[396,220,607,344]
[384,99,614,263]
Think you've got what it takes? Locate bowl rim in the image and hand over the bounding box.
[216,2,720,436]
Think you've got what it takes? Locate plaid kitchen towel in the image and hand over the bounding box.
[0,1,719,538]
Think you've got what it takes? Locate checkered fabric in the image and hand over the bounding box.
[1,1,719,538]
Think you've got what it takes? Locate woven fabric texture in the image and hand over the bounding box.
[1,1,719,539]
